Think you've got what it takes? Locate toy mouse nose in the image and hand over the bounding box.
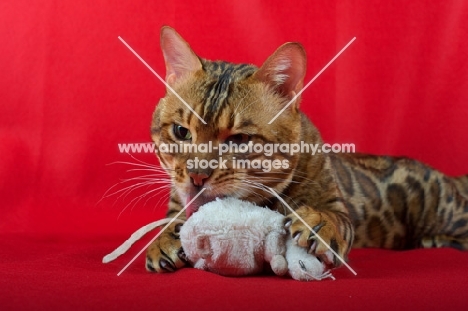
[189,172,210,186]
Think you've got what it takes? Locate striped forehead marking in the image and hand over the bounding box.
[201,60,257,121]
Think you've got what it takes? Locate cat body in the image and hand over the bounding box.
[145,27,468,273]
[332,154,468,249]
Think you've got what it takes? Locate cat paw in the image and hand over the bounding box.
[285,207,347,267]
[146,222,188,273]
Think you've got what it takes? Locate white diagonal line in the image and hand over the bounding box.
[117,187,206,276]
[268,187,357,276]
[268,37,356,124]
[118,36,207,125]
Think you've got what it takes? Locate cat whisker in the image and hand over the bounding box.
[124,168,170,175]
[107,153,175,173]
[142,186,172,207]
[247,175,301,184]
[115,181,161,201]
[124,153,168,170]
[241,182,274,205]
[243,179,270,193]
[244,178,302,214]
[107,160,159,170]
[252,170,319,186]
[118,176,172,183]
[152,191,171,211]
[208,175,269,203]
[118,184,172,218]
[99,153,173,208]
[229,183,270,203]
[101,178,170,201]
[133,184,172,205]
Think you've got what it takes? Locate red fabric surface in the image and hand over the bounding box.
[1,0,468,309]
[1,235,468,310]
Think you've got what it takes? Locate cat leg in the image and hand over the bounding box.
[146,222,188,273]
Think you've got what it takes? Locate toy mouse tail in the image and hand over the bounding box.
[301,269,336,281]
[102,218,185,264]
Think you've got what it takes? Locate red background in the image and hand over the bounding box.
[1,1,468,309]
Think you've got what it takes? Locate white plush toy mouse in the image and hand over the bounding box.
[103,197,334,281]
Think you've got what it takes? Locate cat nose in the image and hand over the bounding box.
[189,172,210,187]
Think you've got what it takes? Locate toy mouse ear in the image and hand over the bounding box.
[196,235,212,259]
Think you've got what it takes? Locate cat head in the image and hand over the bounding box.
[151,26,312,217]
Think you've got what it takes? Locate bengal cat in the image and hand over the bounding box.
[145,26,468,273]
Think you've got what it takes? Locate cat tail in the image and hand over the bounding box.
[102,218,185,263]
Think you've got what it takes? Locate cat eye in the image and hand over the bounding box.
[225,133,250,145]
[173,124,192,141]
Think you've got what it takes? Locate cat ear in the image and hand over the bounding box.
[254,42,307,104]
[160,26,202,86]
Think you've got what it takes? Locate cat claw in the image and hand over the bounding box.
[293,231,302,241]
[308,240,317,254]
[308,222,325,240]
[178,248,188,263]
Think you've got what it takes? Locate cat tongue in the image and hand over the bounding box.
[185,193,203,219]
[185,192,213,219]
[185,198,199,219]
